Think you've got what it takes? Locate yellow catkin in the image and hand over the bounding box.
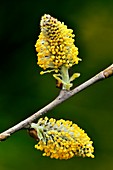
[31,117,94,160]
[35,14,81,71]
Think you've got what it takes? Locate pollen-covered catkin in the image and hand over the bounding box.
[35,14,81,90]
[35,14,81,71]
[31,117,94,160]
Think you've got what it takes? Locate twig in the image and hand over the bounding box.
[0,64,113,141]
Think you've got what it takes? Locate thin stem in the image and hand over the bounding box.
[0,64,113,141]
[60,65,70,90]
[61,66,69,82]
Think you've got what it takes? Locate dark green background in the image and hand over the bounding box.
[0,0,113,169]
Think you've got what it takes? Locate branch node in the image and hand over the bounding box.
[103,64,113,78]
[0,133,10,141]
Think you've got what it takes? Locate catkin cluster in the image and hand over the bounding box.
[35,14,81,71]
[31,117,94,160]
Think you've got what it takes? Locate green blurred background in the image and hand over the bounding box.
[0,0,113,169]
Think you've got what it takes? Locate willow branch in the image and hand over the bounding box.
[0,64,113,141]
